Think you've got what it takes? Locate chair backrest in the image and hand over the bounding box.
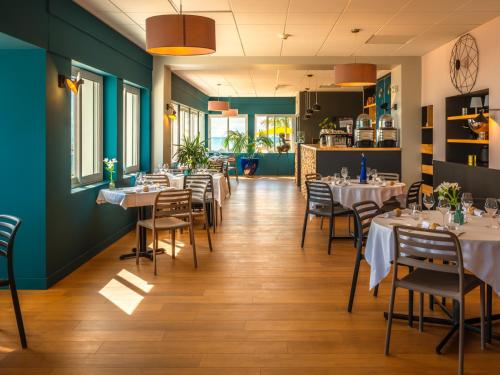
[153,189,192,222]
[208,159,224,173]
[378,172,399,181]
[0,215,22,266]
[393,225,463,279]
[184,175,210,203]
[351,201,380,239]
[305,181,334,209]
[406,180,423,208]
[305,173,322,181]
[145,174,170,187]
[184,174,214,199]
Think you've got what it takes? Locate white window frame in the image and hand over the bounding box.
[123,84,141,174]
[170,102,206,160]
[208,114,249,152]
[71,67,103,187]
[254,114,295,153]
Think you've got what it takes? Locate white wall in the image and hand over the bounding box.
[422,16,500,169]
[152,60,172,168]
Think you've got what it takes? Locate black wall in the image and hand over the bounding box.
[298,91,363,143]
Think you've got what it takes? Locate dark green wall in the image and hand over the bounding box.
[0,0,153,288]
[0,48,47,288]
[172,73,209,112]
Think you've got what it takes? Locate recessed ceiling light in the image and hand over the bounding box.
[278,33,291,40]
[351,28,361,34]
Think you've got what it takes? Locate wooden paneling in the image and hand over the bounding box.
[422,183,434,195]
[420,144,433,155]
[421,164,433,175]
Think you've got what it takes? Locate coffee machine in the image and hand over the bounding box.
[354,113,374,147]
[376,114,398,147]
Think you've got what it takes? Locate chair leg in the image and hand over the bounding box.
[152,230,157,276]
[301,210,309,248]
[480,282,485,350]
[347,240,363,312]
[385,283,397,355]
[327,216,334,255]
[171,229,176,259]
[373,284,379,297]
[409,290,414,327]
[190,222,198,268]
[212,199,217,233]
[458,297,465,375]
[320,217,324,230]
[205,210,213,252]
[135,225,140,265]
[9,279,27,348]
[419,292,424,333]
[226,174,231,196]
[219,204,223,223]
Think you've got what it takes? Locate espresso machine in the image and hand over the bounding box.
[376,114,398,147]
[354,113,374,147]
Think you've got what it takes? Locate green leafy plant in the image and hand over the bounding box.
[174,134,209,170]
[318,117,335,130]
[223,131,274,158]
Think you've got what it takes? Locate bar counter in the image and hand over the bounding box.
[296,144,402,191]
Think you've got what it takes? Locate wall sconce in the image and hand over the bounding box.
[58,72,84,94]
[165,103,177,120]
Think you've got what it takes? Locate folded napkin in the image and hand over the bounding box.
[474,208,484,216]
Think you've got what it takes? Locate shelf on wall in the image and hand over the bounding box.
[420,144,433,154]
[421,164,433,175]
[363,103,376,109]
[447,139,489,144]
[422,184,433,195]
[421,126,433,129]
[447,113,489,121]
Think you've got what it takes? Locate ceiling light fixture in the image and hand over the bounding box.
[335,63,376,87]
[222,108,239,117]
[146,0,216,56]
[312,75,321,112]
[278,33,291,40]
[208,84,230,111]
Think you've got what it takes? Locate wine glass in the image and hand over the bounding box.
[461,192,473,223]
[437,198,451,227]
[371,169,378,182]
[409,203,422,219]
[333,173,340,185]
[485,197,498,228]
[423,193,435,210]
[341,167,348,182]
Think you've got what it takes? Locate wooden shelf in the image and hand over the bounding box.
[421,126,433,129]
[363,103,376,109]
[447,113,489,121]
[421,164,433,175]
[420,144,433,154]
[447,139,489,144]
[422,184,433,195]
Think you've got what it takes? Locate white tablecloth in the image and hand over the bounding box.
[327,181,405,209]
[365,210,500,295]
[96,187,174,208]
[166,173,229,207]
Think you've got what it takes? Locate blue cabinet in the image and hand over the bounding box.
[375,74,391,127]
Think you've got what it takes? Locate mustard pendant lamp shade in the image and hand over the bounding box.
[335,63,377,87]
[208,100,230,111]
[146,14,216,56]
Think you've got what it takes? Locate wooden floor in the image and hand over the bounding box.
[0,177,499,374]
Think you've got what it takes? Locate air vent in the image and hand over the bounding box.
[366,35,414,45]
[275,84,291,90]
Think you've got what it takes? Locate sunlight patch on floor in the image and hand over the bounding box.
[154,239,186,256]
[117,269,154,293]
[0,345,15,353]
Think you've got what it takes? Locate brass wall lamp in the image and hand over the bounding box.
[58,72,84,94]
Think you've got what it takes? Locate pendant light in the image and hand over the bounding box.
[146,0,216,56]
[222,109,239,117]
[306,74,314,114]
[208,84,229,111]
[303,89,312,120]
[335,63,376,87]
[313,91,321,112]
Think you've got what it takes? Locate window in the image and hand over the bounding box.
[255,115,294,152]
[123,84,140,174]
[170,103,206,160]
[71,67,103,187]
[208,115,248,152]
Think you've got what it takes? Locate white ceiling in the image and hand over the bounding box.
[73,0,500,96]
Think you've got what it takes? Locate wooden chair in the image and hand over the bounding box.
[405,180,423,208]
[386,226,485,375]
[227,156,239,182]
[305,173,322,181]
[136,189,197,274]
[222,160,232,196]
[0,215,27,348]
[208,159,224,173]
[301,181,351,254]
[184,175,214,252]
[144,174,170,187]
[348,201,381,312]
[379,172,401,212]
[184,175,218,233]
[377,172,399,181]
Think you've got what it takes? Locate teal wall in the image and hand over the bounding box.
[0,0,153,288]
[376,74,392,126]
[208,97,296,175]
[0,48,47,288]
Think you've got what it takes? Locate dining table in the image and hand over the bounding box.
[96,186,175,260]
[326,180,406,209]
[365,209,500,349]
[166,172,229,208]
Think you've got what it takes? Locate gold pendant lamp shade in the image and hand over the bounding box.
[208,100,230,111]
[335,63,377,87]
[146,14,216,56]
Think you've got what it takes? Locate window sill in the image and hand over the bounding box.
[122,173,136,180]
[71,181,107,194]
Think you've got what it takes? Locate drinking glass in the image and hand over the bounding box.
[423,193,435,210]
[437,198,451,227]
[485,197,498,228]
[333,173,340,185]
[371,169,378,182]
[135,172,144,187]
[345,176,351,185]
[461,192,473,222]
[410,203,422,219]
[341,167,348,182]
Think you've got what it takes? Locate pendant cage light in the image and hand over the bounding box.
[313,90,321,112]
[208,83,230,111]
[146,0,216,56]
[335,63,377,87]
[303,89,312,120]
[306,74,314,114]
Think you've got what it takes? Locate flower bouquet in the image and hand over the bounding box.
[434,181,461,209]
[103,158,117,189]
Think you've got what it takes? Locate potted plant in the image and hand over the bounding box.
[223,131,273,176]
[174,134,209,174]
[318,117,336,136]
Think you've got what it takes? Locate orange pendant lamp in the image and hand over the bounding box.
[335,63,376,87]
[208,83,230,111]
[146,1,215,56]
[222,109,238,117]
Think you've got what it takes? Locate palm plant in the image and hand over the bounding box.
[174,134,209,170]
[223,131,274,157]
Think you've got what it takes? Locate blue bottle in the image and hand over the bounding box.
[360,153,367,184]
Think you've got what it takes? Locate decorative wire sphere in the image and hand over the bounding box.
[449,33,479,94]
